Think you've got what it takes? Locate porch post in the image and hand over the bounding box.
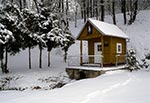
[101,36,104,67]
[80,40,83,65]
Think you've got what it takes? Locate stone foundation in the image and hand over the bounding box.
[66,68,105,80]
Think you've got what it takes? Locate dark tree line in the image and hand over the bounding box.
[77,0,150,25]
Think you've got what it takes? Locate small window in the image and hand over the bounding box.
[97,44,102,51]
[117,43,122,53]
[87,25,92,34]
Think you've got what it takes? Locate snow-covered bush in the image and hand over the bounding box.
[126,48,150,71]
[126,48,140,71]
[38,74,70,90]
[0,76,26,91]
[138,52,150,70]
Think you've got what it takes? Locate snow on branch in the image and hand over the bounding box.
[0,23,14,44]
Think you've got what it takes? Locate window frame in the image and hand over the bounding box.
[116,43,122,54]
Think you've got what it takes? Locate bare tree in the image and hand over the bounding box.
[95,0,99,20]
[83,0,86,22]
[19,0,23,10]
[128,0,138,25]
[112,0,116,25]
[33,0,40,13]
[75,0,78,27]
[121,0,127,24]
[100,0,105,21]
[66,0,69,28]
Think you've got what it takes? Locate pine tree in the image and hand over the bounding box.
[0,3,23,73]
[126,48,140,71]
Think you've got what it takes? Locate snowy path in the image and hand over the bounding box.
[79,75,133,103]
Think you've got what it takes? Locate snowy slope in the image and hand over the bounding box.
[0,70,150,103]
[0,10,150,103]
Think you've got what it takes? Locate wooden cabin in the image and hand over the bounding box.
[77,18,129,66]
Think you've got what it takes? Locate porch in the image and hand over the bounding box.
[66,64,127,80]
[66,55,127,80]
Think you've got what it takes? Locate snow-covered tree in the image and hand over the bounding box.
[0,3,23,54]
[61,29,74,62]
[0,1,75,71]
[22,8,44,69]
[39,7,74,67]
[0,3,23,73]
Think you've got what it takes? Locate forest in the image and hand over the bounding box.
[0,0,150,74]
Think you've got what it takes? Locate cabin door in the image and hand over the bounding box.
[94,42,102,63]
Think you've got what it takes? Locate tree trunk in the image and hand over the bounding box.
[11,0,14,3]
[83,1,86,22]
[23,0,27,8]
[75,0,77,27]
[61,0,64,13]
[128,0,138,25]
[19,0,23,11]
[1,59,4,73]
[91,0,93,17]
[0,46,9,74]
[86,0,89,18]
[33,0,40,13]
[58,0,61,13]
[66,0,69,28]
[39,47,42,68]
[112,0,116,25]
[29,47,31,69]
[0,44,4,73]
[95,0,99,20]
[81,7,84,19]
[48,51,50,67]
[64,51,67,63]
[100,0,105,21]
[132,0,138,22]
[121,0,127,24]
[4,46,9,73]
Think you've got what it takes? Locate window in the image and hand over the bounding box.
[97,44,102,51]
[117,43,122,53]
[87,24,92,34]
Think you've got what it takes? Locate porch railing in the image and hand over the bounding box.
[68,55,103,67]
[68,54,127,67]
[115,54,127,66]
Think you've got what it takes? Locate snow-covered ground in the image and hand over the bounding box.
[0,70,150,103]
[0,10,150,103]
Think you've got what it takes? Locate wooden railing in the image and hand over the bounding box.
[68,54,127,67]
[115,54,127,66]
[68,55,103,67]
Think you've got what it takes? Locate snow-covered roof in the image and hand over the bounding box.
[78,18,129,39]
